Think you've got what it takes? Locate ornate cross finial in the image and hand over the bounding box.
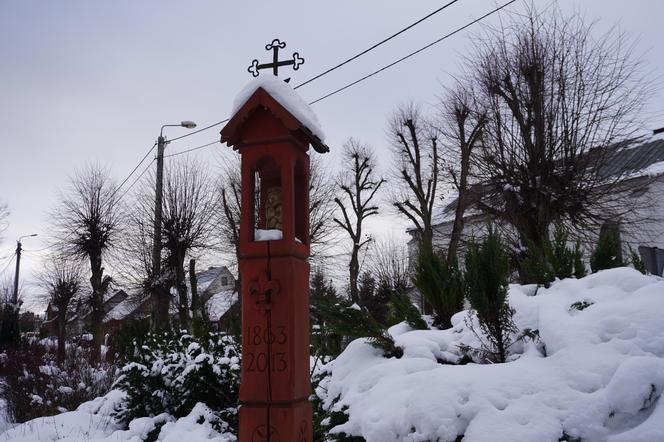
[247,39,305,78]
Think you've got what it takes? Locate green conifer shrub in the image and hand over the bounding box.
[464,228,516,363]
[590,222,624,272]
[412,246,464,328]
[358,273,391,325]
[521,224,586,286]
[629,247,647,274]
[314,298,401,358]
[390,291,429,330]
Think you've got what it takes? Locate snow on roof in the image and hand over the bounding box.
[231,75,325,141]
[205,290,237,322]
[195,266,226,293]
[104,298,136,322]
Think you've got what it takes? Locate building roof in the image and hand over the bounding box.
[426,138,664,231]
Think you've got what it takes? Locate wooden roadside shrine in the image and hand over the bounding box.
[220,77,329,440]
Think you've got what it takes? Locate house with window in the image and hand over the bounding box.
[41,265,239,338]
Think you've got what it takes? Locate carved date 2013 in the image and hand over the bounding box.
[245,325,288,373]
[246,351,288,372]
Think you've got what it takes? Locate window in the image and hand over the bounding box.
[638,246,664,276]
[221,277,228,286]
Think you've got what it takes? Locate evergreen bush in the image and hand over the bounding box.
[390,291,428,330]
[358,273,391,325]
[464,228,516,363]
[629,247,647,274]
[314,298,401,358]
[112,330,240,435]
[521,224,586,286]
[310,269,344,359]
[590,222,623,272]
[412,246,464,328]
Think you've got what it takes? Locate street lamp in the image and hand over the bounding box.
[151,121,196,326]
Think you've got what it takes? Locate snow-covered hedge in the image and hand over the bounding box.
[112,331,240,437]
[317,268,664,441]
[0,341,117,423]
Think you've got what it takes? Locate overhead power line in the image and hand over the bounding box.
[164,140,220,158]
[112,0,515,194]
[0,253,15,277]
[308,0,517,105]
[117,158,156,202]
[153,1,515,147]
[113,142,157,198]
[166,0,463,144]
[293,0,460,90]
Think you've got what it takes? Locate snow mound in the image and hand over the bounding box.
[231,75,325,141]
[319,268,664,442]
[1,391,236,442]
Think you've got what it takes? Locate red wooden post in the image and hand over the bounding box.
[221,86,329,442]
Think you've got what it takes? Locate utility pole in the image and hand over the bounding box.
[151,134,167,328]
[150,122,196,329]
[12,240,22,306]
[0,233,36,348]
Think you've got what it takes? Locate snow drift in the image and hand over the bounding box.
[319,268,664,442]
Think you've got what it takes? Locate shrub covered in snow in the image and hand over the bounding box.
[0,340,117,423]
[316,268,664,441]
[112,330,240,436]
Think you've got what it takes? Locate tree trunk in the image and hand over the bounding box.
[89,255,104,362]
[349,247,360,303]
[176,253,189,330]
[57,313,66,363]
[190,259,199,322]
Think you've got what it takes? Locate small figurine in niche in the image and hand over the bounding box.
[266,187,283,230]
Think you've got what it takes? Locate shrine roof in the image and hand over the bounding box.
[222,76,329,153]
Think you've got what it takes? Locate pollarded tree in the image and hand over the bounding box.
[161,159,217,330]
[333,139,385,303]
[467,5,650,265]
[38,256,82,363]
[437,82,485,262]
[52,165,120,361]
[389,104,440,254]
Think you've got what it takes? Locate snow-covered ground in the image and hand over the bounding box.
[319,268,664,441]
[0,390,235,442]
[3,267,663,441]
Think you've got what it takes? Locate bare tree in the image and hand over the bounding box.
[333,139,385,302]
[52,165,120,361]
[161,159,217,330]
[389,103,441,254]
[367,236,410,293]
[437,82,485,262]
[466,6,650,263]
[217,155,242,296]
[38,256,82,363]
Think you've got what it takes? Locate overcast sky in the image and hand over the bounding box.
[1,0,663,312]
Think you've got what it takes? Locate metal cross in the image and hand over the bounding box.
[248,270,280,313]
[248,39,304,77]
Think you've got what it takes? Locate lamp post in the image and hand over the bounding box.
[151,121,196,327]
